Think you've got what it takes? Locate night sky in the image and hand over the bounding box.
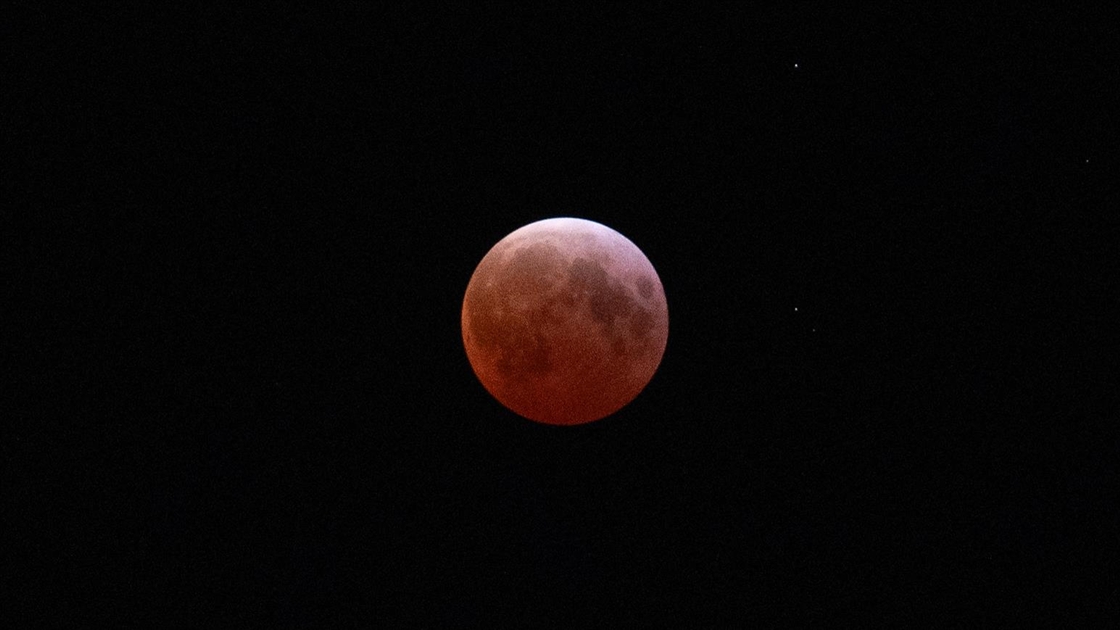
[7,5,1116,626]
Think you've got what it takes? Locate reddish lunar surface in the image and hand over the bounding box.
[461,218,669,425]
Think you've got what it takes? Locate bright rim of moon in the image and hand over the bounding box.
[461,217,669,426]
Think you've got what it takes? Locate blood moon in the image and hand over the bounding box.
[461,218,668,425]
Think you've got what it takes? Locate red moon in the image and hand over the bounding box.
[461,218,669,425]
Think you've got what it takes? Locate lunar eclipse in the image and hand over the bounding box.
[461,218,669,425]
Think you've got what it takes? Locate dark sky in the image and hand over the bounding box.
[7,5,1116,626]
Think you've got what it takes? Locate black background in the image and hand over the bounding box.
[6,4,1117,626]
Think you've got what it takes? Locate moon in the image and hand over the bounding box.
[461,217,669,425]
